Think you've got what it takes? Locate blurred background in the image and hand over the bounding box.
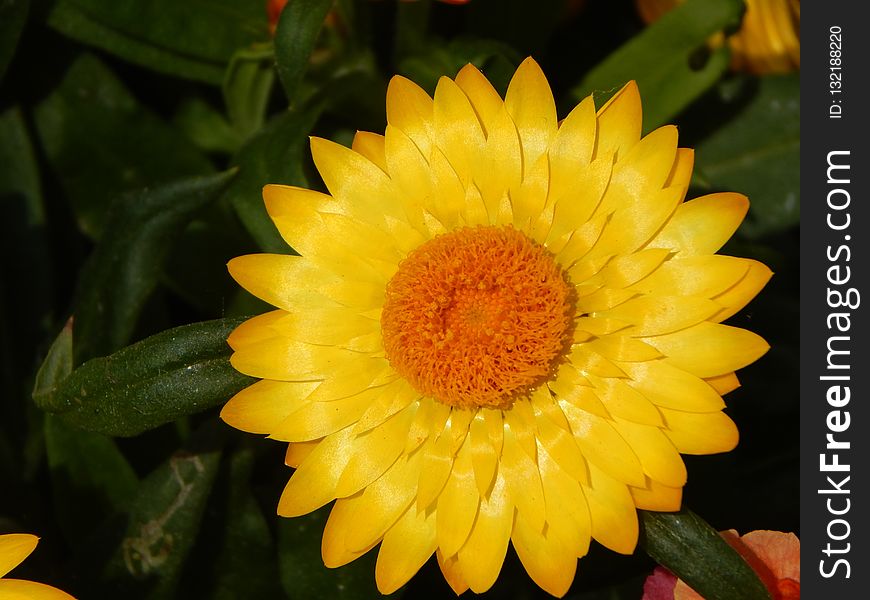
[0,0,798,598]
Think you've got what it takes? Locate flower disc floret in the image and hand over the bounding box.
[381,225,574,410]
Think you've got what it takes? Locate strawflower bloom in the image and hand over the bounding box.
[636,0,800,74]
[643,530,800,600]
[0,534,76,599]
[222,58,771,596]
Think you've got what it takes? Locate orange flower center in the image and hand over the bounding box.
[381,226,574,410]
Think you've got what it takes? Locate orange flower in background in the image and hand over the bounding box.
[636,0,800,74]
[0,534,77,599]
[642,530,800,600]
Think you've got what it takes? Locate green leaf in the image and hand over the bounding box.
[174,98,242,156]
[48,0,270,84]
[225,107,322,253]
[34,54,215,238]
[33,318,255,437]
[202,445,281,599]
[71,170,237,364]
[223,44,276,143]
[273,0,335,104]
[466,0,565,55]
[32,318,74,409]
[692,75,800,237]
[398,38,522,95]
[0,0,29,83]
[640,509,772,600]
[98,423,225,599]
[568,0,744,131]
[278,505,399,599]
[0,107,53,396]
[45,415,139,543]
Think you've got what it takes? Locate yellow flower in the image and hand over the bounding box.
[636,0,800,74]
[0,534,76,600]
[222,58,770,596]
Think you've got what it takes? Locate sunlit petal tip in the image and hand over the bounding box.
[0,579,78,600]
[0,534,39,578]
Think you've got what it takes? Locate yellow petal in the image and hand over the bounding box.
[435,440,479,557]
[454,63,503,137]
[561,403,645,487]
[469,413,498,496]
[511,510,578,598]
[230,336,372,382]
[549,95,597,198]
[285,440,318,468]
[375,504,437,594]
[595,81,642,161]
[0,579,76,600]
[475,106,522,221]
[221,379,318,435]
[310,136,405,223]
[641,322,769,378]
[405,397,450,454]
[436,549,469,595]
[665,148,694,191]
[612,418,687,487]
[619,360,725,412]
[599,248,672,290]
[226,309,285,351]
[456,471,513,594]
[353,381,421,435]
[583,462,639,554]
[510,153,549,230]
[227,254,384,311]
[534,411,589,485]
[610,125,678,198]
[278,427,354,517]
[548,156,612,244]
[385,75,435,157]
[629,255,751,298]
[271,383,402,442]
[629,477,683,512]
[258,308,379,350]
[582,336,663,363]
[343,451,421,552]
[589,185,682,258]
[264,185,406,264]
[706,372,741,395]
[351,130,387,172]
[416,429,454,512]
[501,423,546,534]
[504,57,557,169]
[0,534,38,578]
[335,404,416,497]
[321,496,377,568]
[588,375,664,427]
[433,75,485,184]
[538,446,592,558]
[661,408,739,455]
[712,259,773,321]
[647,192,749,255]
[599,295,722,337]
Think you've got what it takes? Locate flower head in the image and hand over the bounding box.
[636,0,800,74]
[0,534,76,599]
[223,58,770,596]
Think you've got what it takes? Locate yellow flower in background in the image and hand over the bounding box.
[222,58,770,596]
[0,534,76,600]
[636,0,800,74]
